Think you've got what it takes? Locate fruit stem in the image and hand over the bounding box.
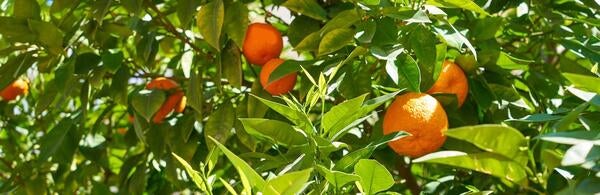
[397,159,421,195]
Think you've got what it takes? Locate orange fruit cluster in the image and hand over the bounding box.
[383,60,469,158]
[243,23,296,95]
[146,77,187,124]
[0,79,29,101]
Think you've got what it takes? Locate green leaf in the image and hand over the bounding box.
[28,20,64,55]
[251,95,313,132]
[131,90,166,122]
[127,164,147,195]
[354,159,395,194]
[262,168,313,195]
[563,73,600,94]
[560,39,600,64]
[329,46,369,81]
[205,103,235,149]
[248,80,270,118]
[295,31,320,52]
[471,17,503,40]
[426,0,489,15]
[197,0,225,51]
[561,143,600,166]
[391,52,421,92]
[409,25,437,89]
[177,0,201,27]
[0,17,35,43]
[288,16,321,47]
[334,131,408,171]
[172,153,209,192]
[239,118,307,147]
[320,9,361,34]
[446,124,529,166]
[496,52,531,70]
[75,52,101,74]
[219,177,239,195]
[268,60,314,83]
[552,102,589,131]
[187,70,204,117]
[39,118,80,163]
[208,136,267,192]
[414,151,528,185]
[14,0,40,20]
[51,0,77,13]
[101,51,124,73]
[537,131,600,145]
[371,18,398,46]
[121,0,143,15]
[0,53,35,90]
[329,90,403,140]
[322,94,367,133]
[222,42,242,88]
[223,1,249,48]
[282,0,328,21]
[316,165,360,189]
[507,113,563,122]
[318,28,354,56]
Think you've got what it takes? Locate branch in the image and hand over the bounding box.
[397,159,421,195]
[143,0,209,58]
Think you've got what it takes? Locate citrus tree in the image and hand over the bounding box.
[1,0,600,194]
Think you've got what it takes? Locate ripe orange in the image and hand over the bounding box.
[383,92,448,158]
[259,58,297,95]
[426,60,469,107]
[153,91,185,124]
[242,23,283,66]
[1,79,29,101]
[146,77,180,91]
[175,95,186,113]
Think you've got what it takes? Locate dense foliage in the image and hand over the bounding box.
[1,0,599,194]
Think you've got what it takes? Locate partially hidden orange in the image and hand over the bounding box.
[153,91,185,124]
[259,58,297,96]
[1,79,29,101]
[175,95,186,113]
[383,92,448,158]
[146,77,180,91]
[242,23,283,66]
[426,60,469,107]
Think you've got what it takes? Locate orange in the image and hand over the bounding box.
[242,23,283,66]
[1,79,29,101]
[259,58,297,95]
[153,91,185,124]
[383,92,448,158]
[426,60,469,107]
[146,77,180,91]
